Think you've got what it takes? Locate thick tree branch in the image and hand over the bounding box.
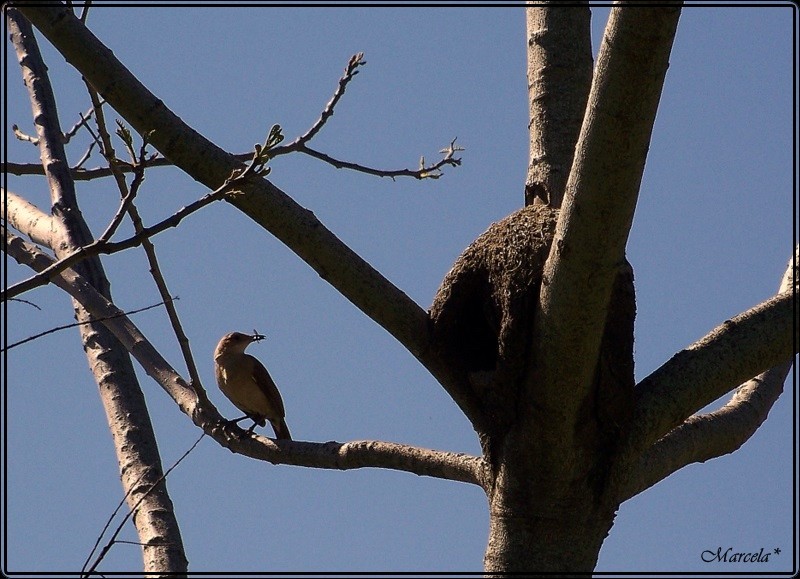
[618,362,793,503]
[617,250,797,464]
[2,189,53,248]
[5,227,489,488]
[615,250,797,501]
[525,3,592,207]
[527,4,682,459]
[17,3,483,430]
[217,436,488,488]
[7,9,187,573]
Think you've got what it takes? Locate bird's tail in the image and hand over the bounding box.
[271,418,291,441]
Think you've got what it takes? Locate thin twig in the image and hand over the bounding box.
[293,51,366,146]
[297,139,462,180]
[77,110,107,158]
[5,53,462,183]
[63,101,105,142]
[73,141,96,170]
[2,298,176,352]
[81,431,206,578]
[7,297,42,310]
[1,150,262,301]
[95,165,142,243]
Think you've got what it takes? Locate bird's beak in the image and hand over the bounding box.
[251,331,266,342]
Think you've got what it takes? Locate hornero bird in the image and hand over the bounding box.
[213,332,291,440]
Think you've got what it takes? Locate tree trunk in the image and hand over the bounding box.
[430,202,635,574]
[484,495,615,574]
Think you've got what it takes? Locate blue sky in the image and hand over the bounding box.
[3,3,796,574]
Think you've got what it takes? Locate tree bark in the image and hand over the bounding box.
[7,10,187,574]
[12,3,794,575]
[15,3,487,434]
[525,3,592,207]
[612,247,797,502]
[484,499,613,574]
[480,5,681,573]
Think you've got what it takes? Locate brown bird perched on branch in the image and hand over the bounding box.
[214,331,291,440]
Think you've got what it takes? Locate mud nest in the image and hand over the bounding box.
[429,204,635,435]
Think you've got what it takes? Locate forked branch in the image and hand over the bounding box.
[614,249,797,501]
[4,226,488,488]
[2,143,270,301]
[623,287,794,463]
[4,52,461,182]
[17,4,482,429]
[527,4,682,458]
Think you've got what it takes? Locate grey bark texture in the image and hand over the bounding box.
[8,3,796,575]
[7,9,188,575]
[525,4,592,207]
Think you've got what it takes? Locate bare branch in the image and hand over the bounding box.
[213,435,488,488]
[2,298,175,352]
[5,225,488,488]
[16,5,474,427]
[95,154,145,244]
[619,284,795,467]
[72,140,96,170]
[292,52,366,146]
[2,188,54,247]
[614,249,797,501]
[64,101,105,142]
[527,4,682,458]
[293,139,462,180]
[525,4,592,207]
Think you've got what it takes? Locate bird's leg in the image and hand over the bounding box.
[224,415,249,426]
[218,416,249,436]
